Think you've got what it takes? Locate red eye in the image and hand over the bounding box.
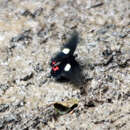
[52,66,59,71]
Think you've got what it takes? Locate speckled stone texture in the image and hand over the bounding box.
[0,0,130,129]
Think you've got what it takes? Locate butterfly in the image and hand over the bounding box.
[50,32,82,83]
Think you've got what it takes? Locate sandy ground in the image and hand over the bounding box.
[0,0,130,129]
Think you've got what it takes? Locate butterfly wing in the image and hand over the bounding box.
[61,31,79,56]
[60,59,82,84]
[51,31,79,65]
[51,58,82,84]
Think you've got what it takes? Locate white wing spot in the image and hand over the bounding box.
[64,64,71,71]
[62,48,70,54]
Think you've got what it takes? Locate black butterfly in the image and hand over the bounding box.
[50,32,82,83]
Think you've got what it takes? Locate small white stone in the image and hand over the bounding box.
[62,48,70,54]
[64,64,71,71]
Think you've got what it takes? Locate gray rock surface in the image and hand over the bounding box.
[0,0,130,129]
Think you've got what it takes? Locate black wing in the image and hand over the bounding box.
[51,58,82,84]
[51,31,79,65]
[60,59,82,84]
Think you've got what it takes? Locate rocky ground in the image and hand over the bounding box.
[0,0,130,129]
